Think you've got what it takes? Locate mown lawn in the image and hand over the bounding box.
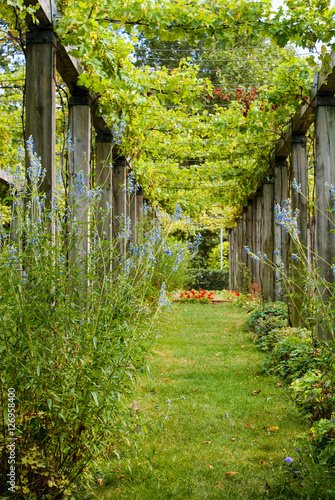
[93,303,308,499]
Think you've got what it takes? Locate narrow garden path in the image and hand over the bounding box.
[96,303,308,499]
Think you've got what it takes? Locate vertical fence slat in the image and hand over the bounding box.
[263,178,275,301]
[315,92,335,337]
[274,157,289,302]
[291,133,308,326]
[113,152,127,258]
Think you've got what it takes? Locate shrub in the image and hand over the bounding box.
[0,145,187,498]
[309,418,335,467]
[246,301,288,331]
[262,330,330,382]
[253,316,287,344]
[291,370,335,421]
[185,269,229,290]
[207,241,229,270]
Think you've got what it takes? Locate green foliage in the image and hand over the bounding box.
[207,241,229,270]
[252,318,288,347]
[246,301,288,331]
[291,370,335,420]
[2,0,335,227]
[0,148,187,498]
[262,331,330,383]
[185,268,228,291]
[309,417,335,467]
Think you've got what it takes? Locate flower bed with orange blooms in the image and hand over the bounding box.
[178,289,214,303]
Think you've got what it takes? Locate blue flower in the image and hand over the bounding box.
[292,179,302,194]
[284,457,293,463]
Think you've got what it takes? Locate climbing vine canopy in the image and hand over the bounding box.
[1,0,335,228]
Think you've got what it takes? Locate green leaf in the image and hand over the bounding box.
[91,391,99,406]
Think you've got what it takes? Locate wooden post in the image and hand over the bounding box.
[129,191,137,245]
[237,218,243,291]
[229,228,233,289]
[113,152,127,258]
[255,190,263,293]
[274,157,289,302]
[25,27,56,211]
[136,187,144,242]
[233,225,238,290]
[315,92,335,338]
[252,196,257,292]
[262,178,275,301]
[247,200,253,288]
[95,131,113,243]
[291,133,308,326]
[241,209,248,291]
[68,90,92,262]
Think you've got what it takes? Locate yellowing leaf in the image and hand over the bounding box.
[267,426,279,432]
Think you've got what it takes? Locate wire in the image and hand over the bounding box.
[138,58,310,64]
[133,45,314,53]
[138,65,308,72]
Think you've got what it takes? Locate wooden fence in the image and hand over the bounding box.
[229,52,335,327]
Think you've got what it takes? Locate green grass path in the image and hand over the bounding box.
[96,303,308,499]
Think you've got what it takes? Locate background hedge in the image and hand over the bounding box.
[185,269,229,290]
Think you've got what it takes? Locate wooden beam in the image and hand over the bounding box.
[0,169,13,185]
[24,0,110,132]
[276,53,335,157]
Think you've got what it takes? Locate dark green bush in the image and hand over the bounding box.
[253,316,287,345]
[291,370,335,421]
[185,269,229,290]
[255,326,307,352]
[309,418,335,467]
[262,330,330,383]
[246,301,288,331]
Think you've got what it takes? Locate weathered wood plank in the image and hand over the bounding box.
[96,131,113,243]
[262,178,274,301]
[228,228,233,289]
[246,201,253,283]
[290,134,308,326]
[68,94,91,261]
[113,153,127,258]
[0,169,13,185]
[25,29,56,210]
[315,93,335,338]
